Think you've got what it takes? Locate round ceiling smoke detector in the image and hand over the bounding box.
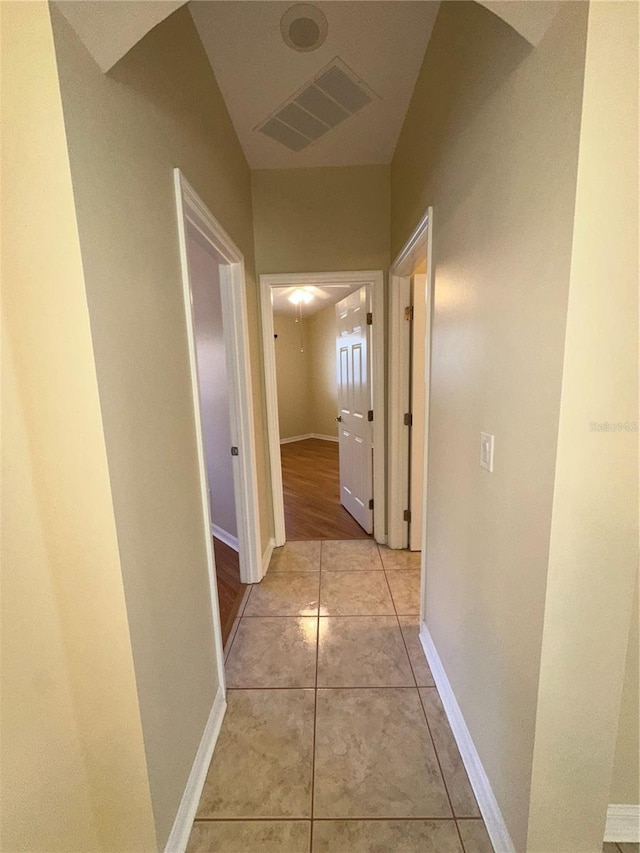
[281,4,328,53]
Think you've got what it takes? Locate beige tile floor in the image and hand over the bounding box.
[189,540,634,853]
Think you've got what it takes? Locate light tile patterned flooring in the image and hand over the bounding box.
[187,540,635,852]
[186,539,490,852]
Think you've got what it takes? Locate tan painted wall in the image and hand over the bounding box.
[274,314,314,440]
[252,164,387,448]
[610,574,640,804]
[252,165,390,275]
[390,2,588,848]
[527,4,639,849]
[308,304,339,439]
[274,305,338,441]
[50,5,270,846]
[1,4,156,850]
[2,329,100,853]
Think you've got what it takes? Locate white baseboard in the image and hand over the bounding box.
[279,433,339,444]
[279,433,313,444]
[310,433,338,442]
[211,523,239,552]
[605,804,640,842]
[164,687,226,853]
[420,623,516,853]
[262,537,276,576]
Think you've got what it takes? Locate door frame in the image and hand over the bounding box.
[409,272,428,552]
[259,270,386,547]
[174,171,264,649]
[388,208,433,620]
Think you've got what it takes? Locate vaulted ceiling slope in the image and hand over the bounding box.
[54,0,185,72]
[55,1,559,169]
[189,1,439,169]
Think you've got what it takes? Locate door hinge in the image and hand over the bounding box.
[369,498,374,510]
[404,305,414,321]
[230,446,239,456]
[403,509,411,522]
[366,312,373,325]
[403,412,413,427]
[367,410,374,422]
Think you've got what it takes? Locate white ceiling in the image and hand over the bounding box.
[271,282,362,316]
[189,1,439,169]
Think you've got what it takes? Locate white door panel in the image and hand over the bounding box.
[336,286,373,533]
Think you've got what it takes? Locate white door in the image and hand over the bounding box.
[409,274,427,551]
[336,286,373,533]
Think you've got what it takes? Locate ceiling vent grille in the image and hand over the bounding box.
[256,58,377,152]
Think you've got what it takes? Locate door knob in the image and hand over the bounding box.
[336,416,342,422]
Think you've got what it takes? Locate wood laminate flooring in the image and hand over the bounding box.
[281,438,371,541]
[213,536,246,645]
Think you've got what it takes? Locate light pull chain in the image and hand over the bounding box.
[296,301,304,351]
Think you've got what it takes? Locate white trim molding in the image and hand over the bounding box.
[262,537,276,576]
[164,688,226,853]
[174,169,262,586]
[391,208,431,276]
[260,270,386,547]
[387,274,411,549]
[604,805,640,842]
[279,433,339,445]
[388,206,433,557]
[420,622,516,853]
[280,433,313,445]
[211,523,239,553]
[388,207,434,623]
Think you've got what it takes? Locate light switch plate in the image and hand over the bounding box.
[480,432,494,473]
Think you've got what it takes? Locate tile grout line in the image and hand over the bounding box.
[378,543,418,682]
[241,613,430,619]
[378,543,469,853]
[240,610,424,620]
[193,816,472,822]
[223,586,252,662]
[238,583,252,617]
[226,685,437,691]
[412,668,466,847]
[309,543,325,853]
[409,645,472,850]
[377,544,420,690]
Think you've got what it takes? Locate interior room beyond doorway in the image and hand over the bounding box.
[274,282,371,541]
[261,271,385,544]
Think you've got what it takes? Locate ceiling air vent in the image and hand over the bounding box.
[257,58,377,152]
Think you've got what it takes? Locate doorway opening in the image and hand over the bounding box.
[388,207,434,622]
[174,169,263,651]
[260,271,385,548]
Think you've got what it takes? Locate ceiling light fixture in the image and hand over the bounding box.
[281,4,328,53]
[288,288,314,305]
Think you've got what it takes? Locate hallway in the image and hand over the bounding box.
[186,540,494,852]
